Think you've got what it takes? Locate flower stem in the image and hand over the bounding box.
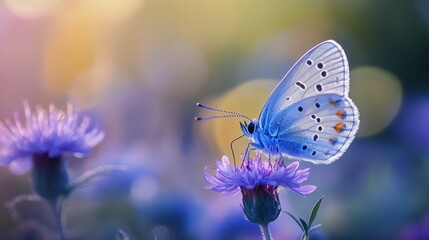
[260,223,273,240]
[50,199,65,240]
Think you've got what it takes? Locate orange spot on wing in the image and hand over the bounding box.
[329,137,338,145]
[333,122,346,133]
[329,98,341,107]
[336,110,347,119]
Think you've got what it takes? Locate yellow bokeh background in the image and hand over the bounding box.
[198,79,278,162]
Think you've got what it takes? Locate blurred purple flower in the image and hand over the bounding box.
[204,155,316,196]
[394,96,429,152]
[204,154,316,225]
[398,214,429,240]
[0,102,104,172]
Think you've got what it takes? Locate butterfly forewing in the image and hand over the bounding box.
[259,40,350,129]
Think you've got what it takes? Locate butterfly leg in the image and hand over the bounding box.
[277,155,284,167]
[230,134,245,167]
[267,143,279,168]
[243,142,262,164]
[243,142,252,164]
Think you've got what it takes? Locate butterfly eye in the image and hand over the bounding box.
[247,122,255,134]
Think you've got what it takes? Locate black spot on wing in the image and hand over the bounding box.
[296,81,306,90]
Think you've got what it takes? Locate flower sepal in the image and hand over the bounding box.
[241,185,281,225]
[31,154,69,202]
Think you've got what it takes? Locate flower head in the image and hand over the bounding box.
[204,154,317,196]
[0,102,105,172]
[204,154,316,224]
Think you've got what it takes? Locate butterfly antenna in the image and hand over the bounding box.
[230,134,244,167]
[195,103,252,121]
[195,115,247,121]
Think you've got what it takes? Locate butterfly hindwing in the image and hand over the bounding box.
[268,94,359,164]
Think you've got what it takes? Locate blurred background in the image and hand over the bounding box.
[0,0,428,239]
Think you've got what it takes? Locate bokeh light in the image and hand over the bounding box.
[86,0,144,27]
[43,4,96,96]
[350,66,403,137]
[131,175,159,202]
[4,0,61,18]
[198,79,277,161]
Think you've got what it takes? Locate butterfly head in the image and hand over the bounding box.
[240,119,259,137]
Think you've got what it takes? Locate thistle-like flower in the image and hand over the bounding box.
[0,102,104,200]
[204,154,316,225]
[0,102,104,167]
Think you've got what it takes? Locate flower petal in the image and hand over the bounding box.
[204,155,317,197]
[0,103,104,172]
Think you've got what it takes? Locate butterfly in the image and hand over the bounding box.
[196,40,359,164]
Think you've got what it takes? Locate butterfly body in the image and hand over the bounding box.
[241,119,279,155]
[240,40,359,164]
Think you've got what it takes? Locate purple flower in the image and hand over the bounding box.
[0,102,104,173]
[204,155,316,196]
[204,154,316,224]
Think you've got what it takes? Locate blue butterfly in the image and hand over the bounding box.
[196,40,359,164]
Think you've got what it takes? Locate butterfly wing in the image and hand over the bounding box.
[258,40,359,164]
[268,94,359,164]
[260,40,350,128]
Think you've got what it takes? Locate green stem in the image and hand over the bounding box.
[260,223,273,240]
[50,199,66,240]
[301,234,309,240]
